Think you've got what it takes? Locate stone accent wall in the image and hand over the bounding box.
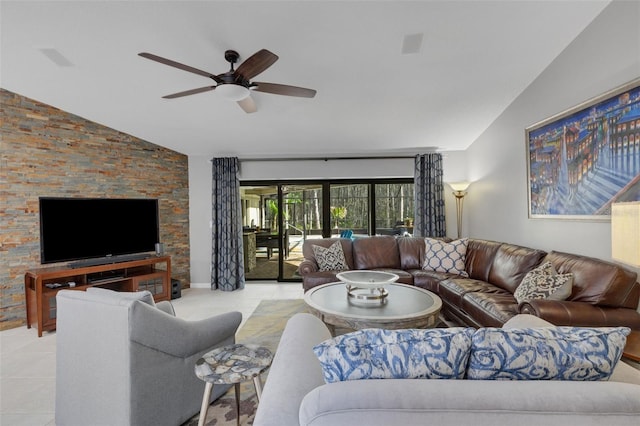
[1,89,190,330]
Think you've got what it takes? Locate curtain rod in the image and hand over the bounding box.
[235,155,421,162]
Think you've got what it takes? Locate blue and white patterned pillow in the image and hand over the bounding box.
[313,327,475,383]
[467,327,630,381]
[423,238,469,277]
[312,241,349,272]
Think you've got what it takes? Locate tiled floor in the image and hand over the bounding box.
[0,282,304,426]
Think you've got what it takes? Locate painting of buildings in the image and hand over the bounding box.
[527,80,640,218]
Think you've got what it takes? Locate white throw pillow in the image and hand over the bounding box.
[423,238,468,277]
[312,241,349,272]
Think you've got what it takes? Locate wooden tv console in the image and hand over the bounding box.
[25,256,171,337]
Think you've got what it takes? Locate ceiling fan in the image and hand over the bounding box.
[138,49,316,113]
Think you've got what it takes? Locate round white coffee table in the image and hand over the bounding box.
[304,282,442,335]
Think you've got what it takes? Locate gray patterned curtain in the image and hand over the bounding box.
[414,153,446,238]
[211,157,245,291]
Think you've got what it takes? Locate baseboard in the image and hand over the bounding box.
[189,282,211,289]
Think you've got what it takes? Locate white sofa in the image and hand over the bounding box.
[254,313,640,426]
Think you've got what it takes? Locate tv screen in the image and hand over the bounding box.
[39,197,159,264]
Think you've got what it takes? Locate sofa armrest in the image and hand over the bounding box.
[254,313,331,426]
[156,300,176,316]
[519,299,640,329]
[298,259,319,275]
[130,305,242,358]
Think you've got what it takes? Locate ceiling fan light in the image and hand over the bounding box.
[216,83,250,101]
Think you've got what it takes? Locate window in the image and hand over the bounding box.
[240,178,414,281]
[374,183,414,235]
[330,184,368,236]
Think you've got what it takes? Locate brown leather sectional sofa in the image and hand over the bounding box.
[298,236,640,329]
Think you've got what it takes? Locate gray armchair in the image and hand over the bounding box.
[55,288,242,426]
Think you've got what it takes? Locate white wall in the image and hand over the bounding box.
[188,156,213,286]
[465,0,640,261]
[188,152,467,284]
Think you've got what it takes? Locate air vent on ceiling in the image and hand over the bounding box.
[38,48,73,67]
[401,33,424,55]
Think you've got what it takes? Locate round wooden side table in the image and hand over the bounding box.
[195,343,273,426]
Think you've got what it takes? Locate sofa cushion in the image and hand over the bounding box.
[465,239,502,281]
[313,328,475,383]
[302,238,354,270]
[423,238,469,277]
[397,237,426,270]
[312,241,349,272]
[467,327,630,381]
[514,262,573,304]
[461,292,519,327]
[411,269,454,293]
[488,243,547,293]
[299,379,640,426]
[439,278,511,307]
[352,236,401,269]
[544,251,639,308]
[302,272,344,292]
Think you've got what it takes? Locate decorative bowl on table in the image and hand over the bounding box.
[336,270,399,304]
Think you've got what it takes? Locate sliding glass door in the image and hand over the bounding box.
[240,179,413,281]
[282,184,324,279]
[240,185,279,280]
[240,184,325,281]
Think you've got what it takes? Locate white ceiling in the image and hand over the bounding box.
[1,1,610,158]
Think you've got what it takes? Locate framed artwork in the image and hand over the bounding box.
[526,78,640,220]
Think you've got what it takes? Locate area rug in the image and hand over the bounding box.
[183,299,309,426]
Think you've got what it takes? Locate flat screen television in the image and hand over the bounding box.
[39,197,160,265]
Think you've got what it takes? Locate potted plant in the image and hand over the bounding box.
[330,206,347,229]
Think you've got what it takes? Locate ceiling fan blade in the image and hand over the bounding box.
[234,49,278,81]
[139,52,222,83]
[162,86,216,99]
[237,96,257,114]
[252,82,316,98]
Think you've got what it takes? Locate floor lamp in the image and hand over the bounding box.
[611,201,640,267]
[449,182,470,239]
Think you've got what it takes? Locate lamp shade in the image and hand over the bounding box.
[611,201,640,267]
[449,182,470,192]
[215,83,250,101]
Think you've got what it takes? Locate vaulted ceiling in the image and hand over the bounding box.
[1,1,610,157]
